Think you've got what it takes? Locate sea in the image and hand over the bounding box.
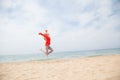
[0,48,120,63]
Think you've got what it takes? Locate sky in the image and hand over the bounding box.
[0,0,120,55]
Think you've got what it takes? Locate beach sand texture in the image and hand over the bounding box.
[0,55,120,80]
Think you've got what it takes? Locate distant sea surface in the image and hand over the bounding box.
[0,48,120,63]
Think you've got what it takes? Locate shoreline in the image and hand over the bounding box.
[0,54,120,64]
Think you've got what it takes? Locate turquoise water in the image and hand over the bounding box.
[0,48,120,63]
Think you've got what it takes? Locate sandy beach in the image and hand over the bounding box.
[0,55,120,80]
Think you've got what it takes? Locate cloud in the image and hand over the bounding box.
[0,0,48,54]
[0,0,120,54]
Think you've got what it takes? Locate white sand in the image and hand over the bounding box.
[0,55,120,80]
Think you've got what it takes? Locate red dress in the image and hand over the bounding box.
[39,33,51,46]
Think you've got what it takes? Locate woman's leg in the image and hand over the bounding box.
[48,46,53,55]
[45,46,49,57]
